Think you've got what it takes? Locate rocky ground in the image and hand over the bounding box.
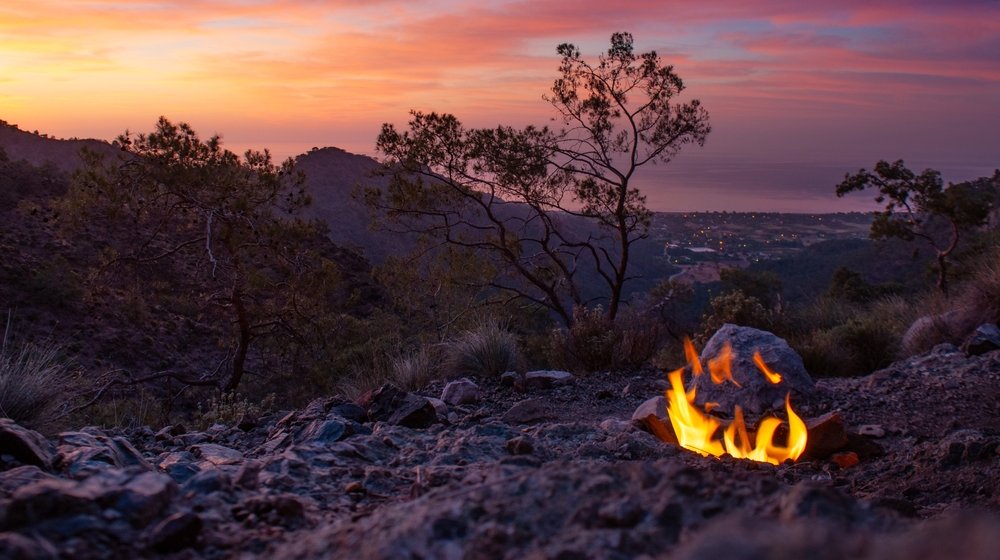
[1,327,1000,559]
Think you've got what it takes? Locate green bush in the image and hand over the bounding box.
[446,317,521,378]
[0,341,70,428]
[196,391,276,429]
[547,306,618,372]
[698,290,774,343]
[796,296,913,377]
[545,306,663,373]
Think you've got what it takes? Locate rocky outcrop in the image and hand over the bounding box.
[0,346,997,558]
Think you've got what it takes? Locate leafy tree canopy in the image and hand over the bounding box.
[836,161,997,293]
[369,32,710,326]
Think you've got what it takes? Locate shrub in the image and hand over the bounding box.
[796,296,914,376]
[612,309,664,370]
[446,317,521,378]
[545,306,663,373]
[196,391,276,429]
[547,306,618,372]
[960,247,1000,324]
[0,341,70,428]
[698,290,774,343]
[390,345,441,390]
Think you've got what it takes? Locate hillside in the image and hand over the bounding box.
[293,147,412,262]
[0,120,114,173]
[0,125,383,407]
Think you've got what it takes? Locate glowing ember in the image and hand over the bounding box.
[660,338,808,466]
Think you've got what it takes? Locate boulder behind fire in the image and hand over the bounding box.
[695,324,814,414]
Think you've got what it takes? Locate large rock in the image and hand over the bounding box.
[364,385,440,429]
[0,419,55,470]
[902,307,982,357]
[694,324,814,414]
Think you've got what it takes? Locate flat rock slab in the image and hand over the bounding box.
[694,324,815,414]
[190,444,244,466]
[524,370,575,390]
[502,398,555,424]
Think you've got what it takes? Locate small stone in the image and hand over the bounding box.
[441,378,480,405]
[631,396,668,425]
[6,478,102,527]
[597,499,644,528]
[190,443,243,466]
[365,385,440,428]
[235,494,308,529]
[234,459,263,489]
[501,399,554,424]
[500,371,521,386]
[116,472,177,526]
[297,419,347,446]
[962,323,1000,356]
[345,481,364,494]
[599,419,632,434]
[802,412,849,459]
[506,436,534,455]
[779,481,858,523]
[858,424,885,438]
[181,469,232,496]
[332,402,367,422]
[237,414,258,432]
[148,511,202,552]
[844,432,885,460]
[0,532,57,560]
[523,370,574,390]
[425,397,450,422]
[831,451,860,469]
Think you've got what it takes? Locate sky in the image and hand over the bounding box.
[1,0,998,212]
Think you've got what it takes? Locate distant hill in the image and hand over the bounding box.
[293,147,413,262]
[749,237,933,303]
[0,120,114,173]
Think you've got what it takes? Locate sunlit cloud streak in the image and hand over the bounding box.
[2,0,997,211]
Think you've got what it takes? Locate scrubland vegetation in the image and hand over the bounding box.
[0,33,998,433]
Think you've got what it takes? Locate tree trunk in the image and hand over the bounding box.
[225,282,252,392]
[936,252,948,295]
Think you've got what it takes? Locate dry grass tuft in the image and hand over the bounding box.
[0,340,70,428]
[446,318,521,378]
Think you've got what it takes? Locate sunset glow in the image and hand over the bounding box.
[2,0,998,211]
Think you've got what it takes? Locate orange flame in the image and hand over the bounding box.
[753,351,782,384]
[708,343,740,386]
[683,337,703,376]
[661,339,808,466]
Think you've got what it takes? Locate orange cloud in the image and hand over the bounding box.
[1,0,997,210]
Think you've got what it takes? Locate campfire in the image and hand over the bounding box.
[648,337,808,466]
